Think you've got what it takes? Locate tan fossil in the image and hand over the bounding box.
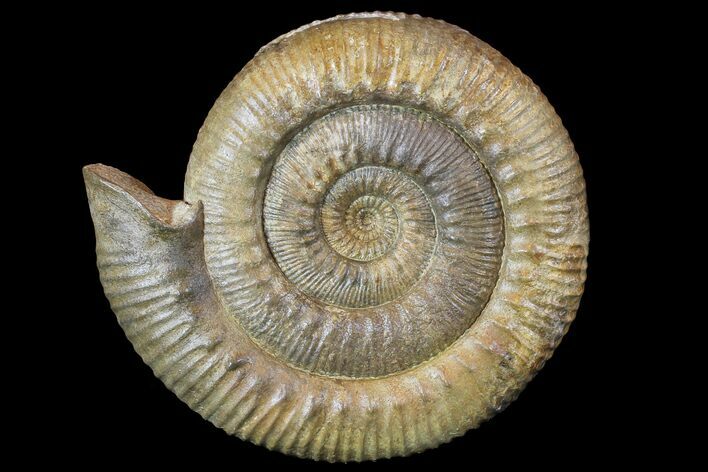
[84,12,588,462]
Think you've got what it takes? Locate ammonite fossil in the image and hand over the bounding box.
[84,12,588,462]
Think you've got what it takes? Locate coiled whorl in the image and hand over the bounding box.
[87,12,588,462]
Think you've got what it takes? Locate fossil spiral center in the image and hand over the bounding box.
[267,164,436,308]
[321,166,438,266]
[323,191,399,261]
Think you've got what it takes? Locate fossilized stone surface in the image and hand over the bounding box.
[85,12,589,462]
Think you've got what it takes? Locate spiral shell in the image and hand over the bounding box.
[85,12,588,462]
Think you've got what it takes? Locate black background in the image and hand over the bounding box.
[52,1,647,467]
